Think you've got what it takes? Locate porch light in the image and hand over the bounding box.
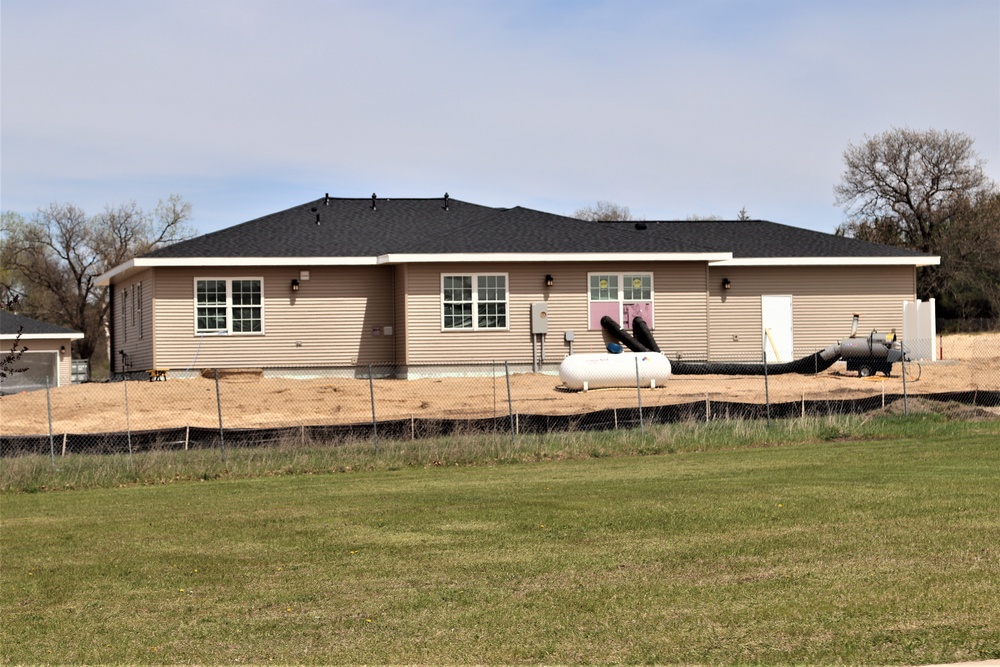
[545,274,554,287]
[291,279,300,292]
[722,278,732,290]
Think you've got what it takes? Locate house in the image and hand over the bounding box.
[96,194,939,378]
[0,312,85,394]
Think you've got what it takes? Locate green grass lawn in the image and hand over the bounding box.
[2,418,999,664]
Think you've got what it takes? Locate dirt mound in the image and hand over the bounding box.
[199,368,263,381]
[880,396,999,420]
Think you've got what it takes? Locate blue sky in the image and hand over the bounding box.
[2,0,998,236]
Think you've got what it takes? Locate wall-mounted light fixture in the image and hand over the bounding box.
[545,274,554,287]
[722,278,732,290]
[291,279,300,292]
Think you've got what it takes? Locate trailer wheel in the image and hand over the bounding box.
[858,364,874,378]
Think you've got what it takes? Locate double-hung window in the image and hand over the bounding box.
[588,272,653,329]
[195,278,263,334]
[442,274,508,330]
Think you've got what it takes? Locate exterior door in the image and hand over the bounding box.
[761,295,793,363]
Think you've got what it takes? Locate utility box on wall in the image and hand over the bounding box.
[531,303,549,334]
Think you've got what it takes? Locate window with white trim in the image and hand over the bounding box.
[442,274,508,330]
[588,272,653,329]
[195,278,263,334]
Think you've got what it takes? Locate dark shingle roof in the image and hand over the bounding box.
[143,196,929,260]
[0,311,81,336]
[600,220,927,258]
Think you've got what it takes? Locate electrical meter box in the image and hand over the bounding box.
[531,303,549,334]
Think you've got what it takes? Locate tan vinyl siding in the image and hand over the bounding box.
[708,266,916,360]
[113,270,155,372]
[130,260,918,373]
[402,262,709,365]
[652,262,709,360]
[393,264,408,365]
[151,266,395,369]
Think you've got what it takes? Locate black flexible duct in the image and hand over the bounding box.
[631,316,660,353]
[601,315,841,376]
[669,349,841,376]
[600,315,649,352]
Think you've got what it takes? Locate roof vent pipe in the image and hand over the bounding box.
[324,193,329,206]
[371,193,377,211]
[316,213,321,225]
[444,192,450,210]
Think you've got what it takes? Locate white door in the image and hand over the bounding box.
[761,295,793,363]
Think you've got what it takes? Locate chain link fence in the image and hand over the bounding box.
[2,336,998,465]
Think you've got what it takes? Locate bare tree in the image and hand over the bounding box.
[1,196,194,366]
[737,206,750,221]
[835,128,992,252]
[573,201,636,222]
[0,295,26,380]
[834,127,996,302]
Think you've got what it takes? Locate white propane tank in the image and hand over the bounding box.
[559,352,672,391]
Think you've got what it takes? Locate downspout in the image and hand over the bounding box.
[705,263,712,361]
[108,284,116,374]
[391,265,397,367]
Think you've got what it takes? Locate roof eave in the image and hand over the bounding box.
[1,332,86,340]
[377,252,734,264]
[711,256,941,267]
[97,256,380,284]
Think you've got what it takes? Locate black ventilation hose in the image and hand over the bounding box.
[599,315,840,376]
[670,350,841,376]
[600,315,649,352]
[631,316,660,353]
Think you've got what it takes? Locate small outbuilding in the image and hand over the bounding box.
[0,312,84,394]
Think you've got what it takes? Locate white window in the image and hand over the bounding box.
[195,278,263,334]
[442,274,508,330]
[588,272,654,329]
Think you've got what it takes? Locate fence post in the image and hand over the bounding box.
[505,361,515,445]
[369,363,378,455]
[900,351,909,416]
[45,378,56,471]
[124,376,134,467]
[762,345,771,427]
[214,369,226,463]
[635,357,644,435]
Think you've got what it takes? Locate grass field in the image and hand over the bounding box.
[2,416,999,664]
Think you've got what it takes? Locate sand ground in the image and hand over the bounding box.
[2,334,997,436]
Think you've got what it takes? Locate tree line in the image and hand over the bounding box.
[1,196,194,374]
